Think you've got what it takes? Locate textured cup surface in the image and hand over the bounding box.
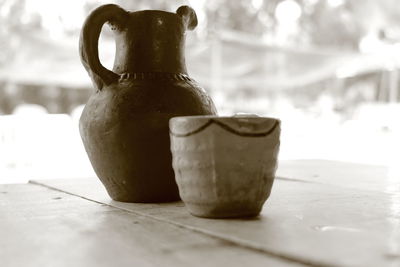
[169,115,280,218]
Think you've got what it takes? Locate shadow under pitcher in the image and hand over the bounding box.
[79,4,217,202]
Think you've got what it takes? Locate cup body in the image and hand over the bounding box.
[169,116,280,218]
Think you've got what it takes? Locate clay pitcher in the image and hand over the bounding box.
[79,4,217,202]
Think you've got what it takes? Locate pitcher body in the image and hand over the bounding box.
[79,4,217,202]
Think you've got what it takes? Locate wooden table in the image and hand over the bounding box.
[1,160,399,267]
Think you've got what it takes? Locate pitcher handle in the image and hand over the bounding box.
[79,4,128,90]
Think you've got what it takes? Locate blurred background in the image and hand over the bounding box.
[1,0,400,183]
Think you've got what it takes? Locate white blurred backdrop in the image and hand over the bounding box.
[1,0,400,183]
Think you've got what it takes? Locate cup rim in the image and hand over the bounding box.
[169,115,280,122]
[169,115,280,138]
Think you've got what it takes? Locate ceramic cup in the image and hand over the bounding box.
[169,115,280,218]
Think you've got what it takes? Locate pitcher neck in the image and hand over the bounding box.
[113,32,188,75]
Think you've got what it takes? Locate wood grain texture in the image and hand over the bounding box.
[276,160,397,192]
[31,160,400,267]
[0,183,305,267]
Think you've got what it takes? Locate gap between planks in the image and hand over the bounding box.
[29,180,339,267]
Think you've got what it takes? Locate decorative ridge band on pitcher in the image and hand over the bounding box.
[170,119,280,137]
[118,72,194,82]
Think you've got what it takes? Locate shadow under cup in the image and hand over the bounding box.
[169,116,281,218]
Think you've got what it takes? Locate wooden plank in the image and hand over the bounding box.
[276,160,398,192]
[32,161,400,267]
[0,183,306,267]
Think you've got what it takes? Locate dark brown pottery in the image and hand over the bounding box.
[79,4,217,202]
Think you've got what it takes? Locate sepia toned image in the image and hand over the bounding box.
[0,0,399,266]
